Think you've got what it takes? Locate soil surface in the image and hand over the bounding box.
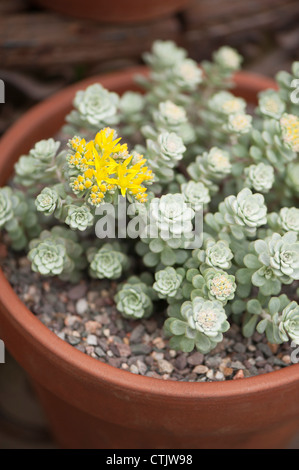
[1,245,295,382]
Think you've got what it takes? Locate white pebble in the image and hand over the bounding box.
[193,365,208,374]
[151,351,164,361]
[76,298,88,315]
[87,334,98,346]
[215,371,225,381]
[157,359,174,374]
[130,364,139,374]
[136,360,147,375]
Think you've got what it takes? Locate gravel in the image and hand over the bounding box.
[0,246,295,382]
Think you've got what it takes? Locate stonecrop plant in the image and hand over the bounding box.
[1,40,299,354]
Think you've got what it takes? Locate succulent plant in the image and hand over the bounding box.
[0,186,41,250]
[197,239,234,270]
[246,117,297,174]
[28,227,85,281]
[207,147,232,177]
[209,91,246,116]
[115,278,154,319]
[258,90,285,119]
[28,239,67,276]
[2,40,299,356]
[0,187,13,227]
[65,205,94,231]
[254,232,299,283]
[279,301,299,344]
[165,297,230,353]
[35,187,59,216]
[204,269,236,303]
[268,207,299,235]
[156,131,186,167]
[227,113,252,134]
[66,83,119,131]
[29,138,61,163]
[88,243,129,280]
[213,46,243,71]
[153,266,184,299]
[14,138,61,187]
[144,130,186,183]
[181,180,210,211]
[187,147,232,194]
[244,162,275,193]
[217,188,268,239]
[149,193,194,242]
[278,207,299,233]
[119,91,144,115]
[143,40,187,71]
[285,162,299,196]
[241,295,299,345]
[280,113,299,153]
[172,58,203,90]
[154,100,187,132]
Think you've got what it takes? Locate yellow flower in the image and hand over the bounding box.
[94,128,128,158]
[280,113,299,152]
[85,140,117,186]
[108,156,153,198]
[84,180,93,189]
[84,168,94,179]
[67,129,154,204]
[108,157,135,197]
[70,136,86,152]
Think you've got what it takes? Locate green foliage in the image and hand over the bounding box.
[65,204,94,231]
[187,147,232,195]
[115,276,154,319]
[212,188,268,240]
[14,139,62,187]
[153,266,184,300]
[28,227,86,282]
[142,129,186,184]
[0,186,41,250]
[181,180,210,211]
[195,239,234,270]
[0,187,14,227]
[165,297,230,353]
[87,243,129,280]
[244,162,275,193]
[1,39,299,355]
[65,83,119,133]
[35,187,59,216]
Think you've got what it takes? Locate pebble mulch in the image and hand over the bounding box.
[1,246,294,382]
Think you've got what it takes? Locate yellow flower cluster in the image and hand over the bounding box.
[67,128,154,205]
[280,113,299,153]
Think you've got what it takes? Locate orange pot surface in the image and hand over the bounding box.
[0,66,298,449]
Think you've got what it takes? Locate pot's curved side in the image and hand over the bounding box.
[1,269,299,449]
[0,67,298,449]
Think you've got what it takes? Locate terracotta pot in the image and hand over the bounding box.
[31,0,192,23]
[0,66,299,449]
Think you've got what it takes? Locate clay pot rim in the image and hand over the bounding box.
[31,0,192,24]
[0,65,298,400]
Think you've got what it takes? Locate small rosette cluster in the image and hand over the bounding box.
[165,297,230,354]
[28,227,86,282]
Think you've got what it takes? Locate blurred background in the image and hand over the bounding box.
[0,0,298,448]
